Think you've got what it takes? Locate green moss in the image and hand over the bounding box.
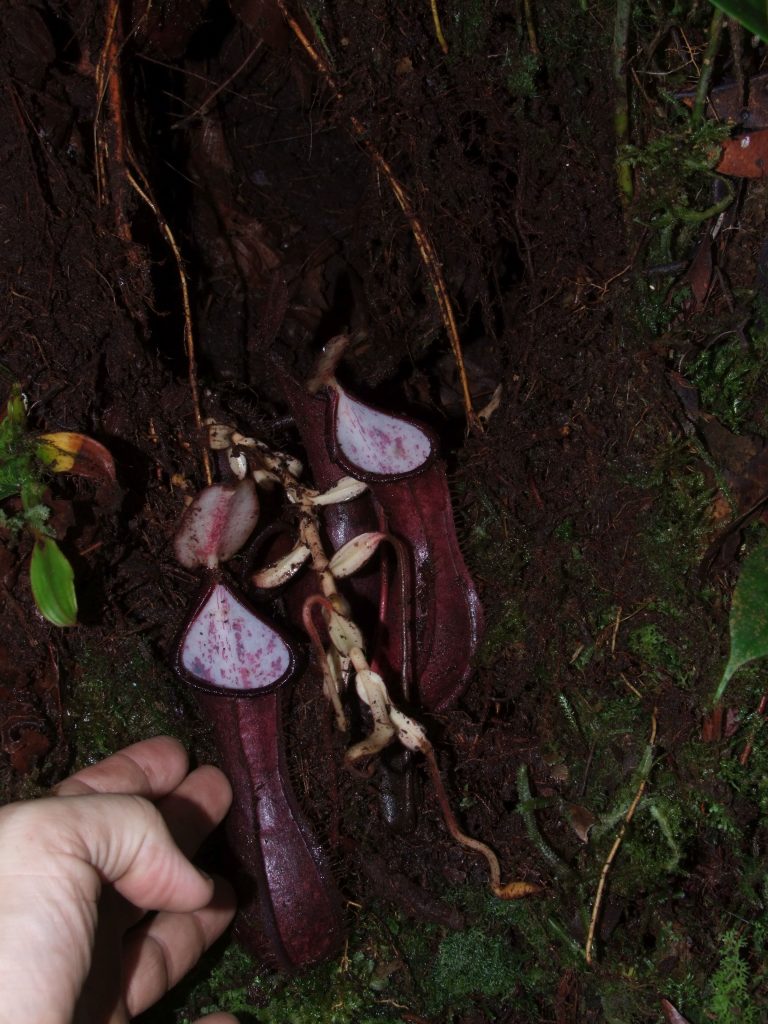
[175,943,264,1021]
[687,319,768,433]
[627,623,683,676]
[636,442,714,596]
[630,274,691,336]
[64,636,201,770]
[251,955,401,1024]
[719,723,768,817]
[146,930,407,1024]
[553,517,575,541]
[478,597,525,665]
[502,50,540,98]
[628,118,733,241]
[462,486,529,669]
[427,928,516,1009]
[416,892,571,1020]
[447,0,490,56]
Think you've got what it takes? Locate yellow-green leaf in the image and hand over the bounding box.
[37,432,116,482]
[30,537,77,627]
[715,537,768,703]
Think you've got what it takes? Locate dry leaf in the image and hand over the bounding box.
[566,803,597,843]
[493,880,543,900]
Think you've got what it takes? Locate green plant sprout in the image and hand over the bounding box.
[0,385,115,626]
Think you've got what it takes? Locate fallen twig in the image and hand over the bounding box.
[585,708,658,964]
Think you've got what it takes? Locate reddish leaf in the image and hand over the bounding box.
[679,72,768,129]
[566,803,597,843]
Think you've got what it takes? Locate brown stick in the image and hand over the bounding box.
[585,709,658,964]
[277,0,480,434]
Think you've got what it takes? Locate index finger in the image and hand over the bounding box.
[54,736,190,800]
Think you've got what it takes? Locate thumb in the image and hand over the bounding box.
[193,1017,239,1024]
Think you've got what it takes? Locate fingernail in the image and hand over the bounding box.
[198,867,213,883]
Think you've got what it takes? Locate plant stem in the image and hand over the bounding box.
[424,747,529,898]
[613,0,633,204]
[517,764,571,876]
[693,8,725,127]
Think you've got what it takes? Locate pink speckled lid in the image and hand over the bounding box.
[177,580,298,694]
[328,384,436,481]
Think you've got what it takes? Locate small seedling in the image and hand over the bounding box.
[0,385,115,626]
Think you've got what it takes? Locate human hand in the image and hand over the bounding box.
[0,735,239,1024]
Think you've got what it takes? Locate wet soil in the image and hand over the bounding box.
[2,2,768,1022]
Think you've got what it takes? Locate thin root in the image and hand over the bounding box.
[125,169,212,486]
[423,747,539,899]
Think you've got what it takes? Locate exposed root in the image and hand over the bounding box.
[94,0,131,241]
[126,169,212,486]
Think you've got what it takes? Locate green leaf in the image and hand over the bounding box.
[710,0,768,43]
[715,537,768,703]
[30,536,77,627]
